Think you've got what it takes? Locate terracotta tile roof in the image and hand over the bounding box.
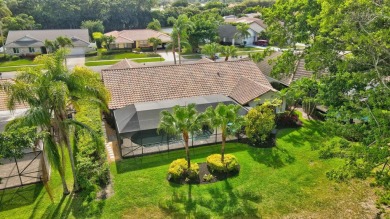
[0,79,28,111]
[195,58,214,64]
[105,29,171,43]
[291,59,313,83]
[256,51,282,77]
[108,59,142,69]
[256,53,314,86]
[102,60,274,109]
[229,76,275,105]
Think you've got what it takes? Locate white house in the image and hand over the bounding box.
[219,17,267,45]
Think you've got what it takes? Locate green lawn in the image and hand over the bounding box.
[182,54,202,59]
[0,120,378,218]
[86,52,160,62]
[0,59,38,72]
[236,47,265,51]
[85,57,165,66]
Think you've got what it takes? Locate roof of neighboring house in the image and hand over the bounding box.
[224,17,267,29]
[108,59,142,69]
[291,59,313,82]
[218,24,237,39]
[102,60,275,109]
[5,29,90,48]
[256,52,314,86]
[0,79,28,111]
[105,29,171,44]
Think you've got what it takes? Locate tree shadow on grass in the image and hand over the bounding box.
[159,180,262,218]
[247,146,295,168]
[0,183,43,212]
[115,142,248,174]
[37,190,106,219]
[276,120,328,148]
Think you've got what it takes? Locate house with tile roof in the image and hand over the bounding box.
[102,60,285,157]
[104,29,171,50]
[256,51,315,89]
[5,29,90,56]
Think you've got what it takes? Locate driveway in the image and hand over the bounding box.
[66,55,85,69]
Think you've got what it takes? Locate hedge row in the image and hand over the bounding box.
[74,102,109,192]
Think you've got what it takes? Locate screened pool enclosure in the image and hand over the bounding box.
[113,94,247,158]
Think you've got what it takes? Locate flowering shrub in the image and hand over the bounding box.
[206,154,239,173]
[168,158,199,180]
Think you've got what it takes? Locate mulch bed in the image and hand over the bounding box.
[168,162,240,185]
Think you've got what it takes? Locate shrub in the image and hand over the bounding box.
[276,111,301,128]
[203,173,214,182]
[245,104,276,145]
[75,102,110,191]
[11,55,20,61]
[206,154,239,173]
[134,48,141,53]
[85,51,98,57]
[168,158,199,181]
[101,49,132,55]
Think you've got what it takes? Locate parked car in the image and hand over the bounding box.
[254,40,268,47]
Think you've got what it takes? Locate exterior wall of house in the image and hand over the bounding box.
[135,40,153,48]
[6,47,42,55]
[109,43,133,49]
[248,91,286,113]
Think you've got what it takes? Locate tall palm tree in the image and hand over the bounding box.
[205,103,243,162]
[220,45,238,61]
[234,23,251,46]
[202,43,221,61]
[148,37,162,53]
[158,104,206,168]
[56,36,74,48]
[168,15,194,65]
[165,28,191,65]
[2,49,110,195]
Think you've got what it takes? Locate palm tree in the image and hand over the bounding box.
[220,45,238,61]
[234,23,251,46]
[56,36,73,48]
[205,103,243,162]
[165,28,191,65]
[148,37,162,53]
[202,43,221,61]
[158,104,206,168]
[168,15,194,65]
[2,49,110,195]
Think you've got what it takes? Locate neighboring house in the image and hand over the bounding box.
[5,29,90,56]
[256,51,314,88]
[219,17,267,45]
[102,60,284,157]
[104,29,171,50]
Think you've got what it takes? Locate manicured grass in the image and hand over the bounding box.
[0,59,38,72]
[86,51,161,62]
[182,54,202,59]
[85,57,165,66]
[0,120,378,218]
[236,47,265,51]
